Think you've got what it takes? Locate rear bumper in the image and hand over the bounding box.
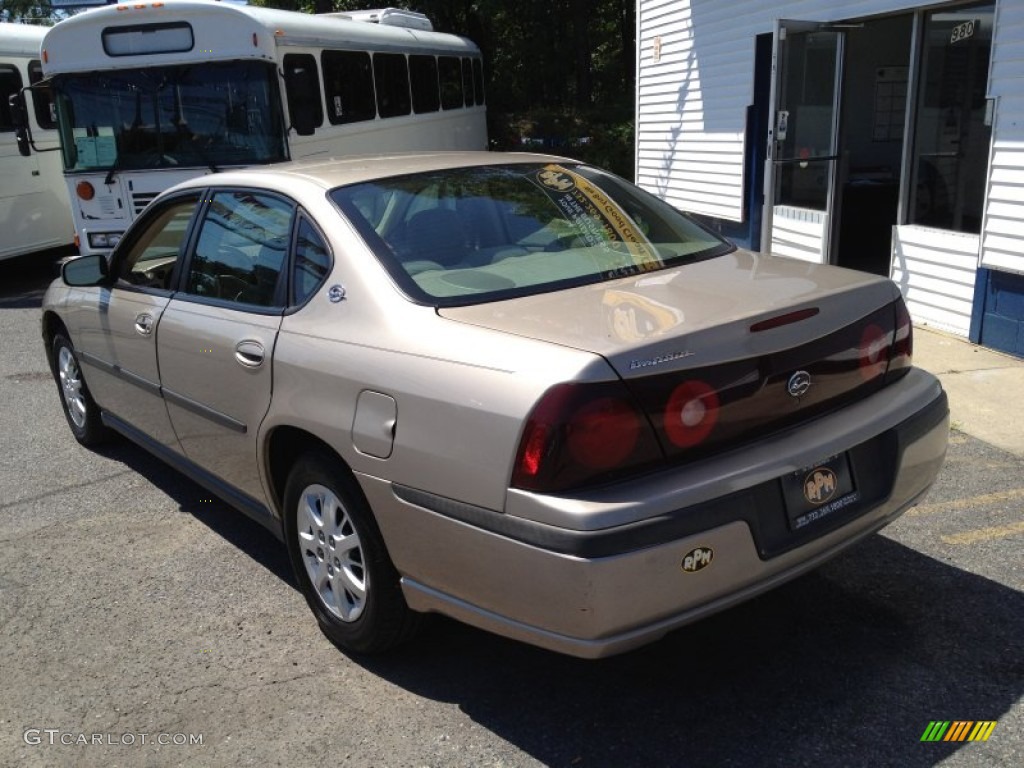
[362,368,949,658]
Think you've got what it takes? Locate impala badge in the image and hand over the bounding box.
[787,370,811,398]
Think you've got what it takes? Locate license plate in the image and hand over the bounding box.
[781,453,859,531]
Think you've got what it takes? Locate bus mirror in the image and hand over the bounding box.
[15,126,31,157]
[8,94,31,157]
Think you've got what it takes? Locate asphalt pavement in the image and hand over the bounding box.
[0,252,1020,768]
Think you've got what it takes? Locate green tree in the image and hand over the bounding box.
[239,0,637,175]
[0,0,58,24]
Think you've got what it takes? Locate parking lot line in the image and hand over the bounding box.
[906,488,1024,516]
[940,520,1024,546]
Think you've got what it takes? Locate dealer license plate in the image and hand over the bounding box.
[781,453,859,531]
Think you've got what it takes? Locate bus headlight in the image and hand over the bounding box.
[87,232,123,249]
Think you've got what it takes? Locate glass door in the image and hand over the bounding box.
[908,3,995,234]
[762,21,845,261]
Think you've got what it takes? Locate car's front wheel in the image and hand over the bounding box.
[284,452,419,654]
[51,333,109,446]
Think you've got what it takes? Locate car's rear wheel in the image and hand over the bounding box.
[51,334,109,446]
[283,452,419,654]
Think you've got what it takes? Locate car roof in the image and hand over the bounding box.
[172,151,578,194]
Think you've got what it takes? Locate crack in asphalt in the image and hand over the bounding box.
[0,470,136,513]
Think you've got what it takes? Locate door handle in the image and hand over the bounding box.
[234,340,265,368]
[134,313,154,336]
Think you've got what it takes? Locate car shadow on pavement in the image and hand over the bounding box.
[68,406,1020,765]
[94,438,296,588]
[354,534,1022,767]
[0,248,74,309]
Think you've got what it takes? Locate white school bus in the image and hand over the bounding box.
[0,22,74,261]
[23,1,487,256]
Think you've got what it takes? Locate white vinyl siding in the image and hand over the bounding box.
[635,0,748,220]
[892,225,978,336]
[638,0,1022,343]
[769,206,828,263]
[981,0,1024,274]
[636,0,959,221]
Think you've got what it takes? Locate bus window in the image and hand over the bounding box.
[53,61,287,172]
[373,53,411,118]
[439,56,463,110]
[37,0,488,259]
[284,53,323,136]
[461,57,474,107]
[102,21,194,56]
[409,55,440,114]
[0,64,23,131]
[28,61,56,130]
[322,50,376,125]
[472,59,485,106]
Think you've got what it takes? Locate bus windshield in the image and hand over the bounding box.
[53,60,287,173]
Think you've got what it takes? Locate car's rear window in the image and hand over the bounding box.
[329,163,734,306]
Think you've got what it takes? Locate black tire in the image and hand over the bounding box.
[51,333,109,447]
[283,451,419,654]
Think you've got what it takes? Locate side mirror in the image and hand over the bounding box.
[8,93,30,157]
[62,254,110,287]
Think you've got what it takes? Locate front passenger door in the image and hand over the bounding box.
[157,190,294,505]
[68,193,200,447]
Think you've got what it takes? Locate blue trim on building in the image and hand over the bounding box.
[969,267,987,344]
[975,268,1024,358]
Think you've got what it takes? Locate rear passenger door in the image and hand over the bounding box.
[157,190,294,504]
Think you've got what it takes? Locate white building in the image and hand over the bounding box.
[636,0,1023,357]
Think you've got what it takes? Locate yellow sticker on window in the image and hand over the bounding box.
[533,164,663,273]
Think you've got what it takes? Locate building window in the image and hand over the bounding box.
[908,3,995,234]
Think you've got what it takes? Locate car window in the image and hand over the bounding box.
[114,194,201,290]
[329,163,733,307]
[292,217,332,305]
[185,191,294,307]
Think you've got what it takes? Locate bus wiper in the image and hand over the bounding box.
[188,139,220,174]
[104,154,122,186]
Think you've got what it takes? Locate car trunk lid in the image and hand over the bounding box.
[441,250,912,483]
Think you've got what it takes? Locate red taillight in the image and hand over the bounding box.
[566,397,641,469]
[888,297,913,378]
[858,323,889,382]
[76,181,95,201]
[663,380,719,448]
[512,382,661,492]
